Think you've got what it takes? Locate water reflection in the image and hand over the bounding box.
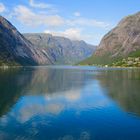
[25,67,89,95]
[0,68,34,117]
[0,67,90,117]
[0,67,140,140]
[96,69,140,116]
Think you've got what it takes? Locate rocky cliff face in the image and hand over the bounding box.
[96,12,140,57]
[80,12,140,65]
[0,16,51,66]
[24,33,96,64]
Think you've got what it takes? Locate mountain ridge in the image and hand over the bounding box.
[80,11,140,66]
[0,15,96,66]
[24,33,96,64]
[0,16,52,66]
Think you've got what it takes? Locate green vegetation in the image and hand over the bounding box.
[0,59,20,67]
[79,50,140,67]
[79,53,122,66]
[111,57,140,67]
[129,50,140,57]
[111,50,140,67]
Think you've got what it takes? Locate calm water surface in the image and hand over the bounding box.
[0,66,140,140]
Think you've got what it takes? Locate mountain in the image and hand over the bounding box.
[24,33,96,64]
[80,12,140,66]
[0,16,52,66]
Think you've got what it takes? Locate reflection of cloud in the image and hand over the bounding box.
[10,102,64,123]
[8,84,110,123]
[45,103,64,115]
[64,89,81,101]
[79,131,90,140]
[59,135,74,140]
[45,89,81,102]
[0,80,110,127]
[58,131,90,140]
[0,116,8,125]
[0,131,9,140]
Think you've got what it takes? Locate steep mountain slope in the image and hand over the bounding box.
[0,16,52,66]
[24,33,96,64]
[80,12,140,65]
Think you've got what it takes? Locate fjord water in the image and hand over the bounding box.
[0,66,140,140]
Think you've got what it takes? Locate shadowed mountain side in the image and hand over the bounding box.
[0,16,52,66]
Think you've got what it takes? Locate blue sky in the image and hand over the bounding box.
[0,0,140,44]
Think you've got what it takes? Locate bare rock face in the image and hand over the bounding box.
[96,12,140,57]
[0,16,51,65]
[24,33,96,64]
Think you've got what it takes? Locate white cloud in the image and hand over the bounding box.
[44,28,82,40]
[8,2,111,44]
[44,28,93,41]
[11,3,110,30]
[0,3,6,13]
[11,3,110,29]
[74,12,81,17]
[29,0,52,9]
[67,18,110,28]
[13,5,64,27]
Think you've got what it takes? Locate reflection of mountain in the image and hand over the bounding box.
[0,68,34,117]
[0,67,96,140]
[97,69,140,116]
[0,67,89,117]
[25,68,88,95]
[1,67,140,140]
[0,67,111,140]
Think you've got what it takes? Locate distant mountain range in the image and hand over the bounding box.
[24,33,96,65]
[2,11,140,67]
[80,12,140,66]
[0,16,96,66]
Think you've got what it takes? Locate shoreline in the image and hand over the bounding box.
[0,65,140,69]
